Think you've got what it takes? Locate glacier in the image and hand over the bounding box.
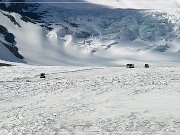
[0,0,180,66]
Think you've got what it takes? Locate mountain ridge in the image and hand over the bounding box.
[0,0,180,66]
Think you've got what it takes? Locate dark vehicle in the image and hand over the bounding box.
[0,63,12,66]
[40,73,46,78]
[144,64,150,68]
[126,64,135,68]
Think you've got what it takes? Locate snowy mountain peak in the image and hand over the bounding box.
[0,0,180,66]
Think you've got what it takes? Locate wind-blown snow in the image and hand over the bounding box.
[0,65,180,134]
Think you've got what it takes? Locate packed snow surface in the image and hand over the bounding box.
[0,65,180,134]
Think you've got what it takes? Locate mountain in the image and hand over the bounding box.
[0,0,180,66]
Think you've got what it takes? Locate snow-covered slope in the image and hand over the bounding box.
[0,65,180,134]
[0,1,180,66]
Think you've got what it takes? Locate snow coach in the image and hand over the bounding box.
[40,73,46,78]
[144,64,150,68]
[126,64,135,68]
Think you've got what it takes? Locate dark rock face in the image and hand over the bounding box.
[0,22,23,59]
[2,13,21,27]
[0,0,42,22]
[0,1,7,11]
[0,25,16,44]
[0,25,8,35]
[0,0,28,12]
[0,42,24,59]
[4,33,16,44]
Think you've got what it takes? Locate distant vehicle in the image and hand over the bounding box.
[40,73,46,78]
[144,64,150,68]
[126,64,135,68]
[0,63,12,66]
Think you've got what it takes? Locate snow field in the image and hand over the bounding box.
[0,65,180,134]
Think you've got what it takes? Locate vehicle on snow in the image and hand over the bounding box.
[126,64,135,68]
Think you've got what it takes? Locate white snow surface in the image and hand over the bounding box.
[0,65,180,134]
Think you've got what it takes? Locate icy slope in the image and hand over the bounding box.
[0,1,180,66]
[0,10,116,66]
[0,65,180,134]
